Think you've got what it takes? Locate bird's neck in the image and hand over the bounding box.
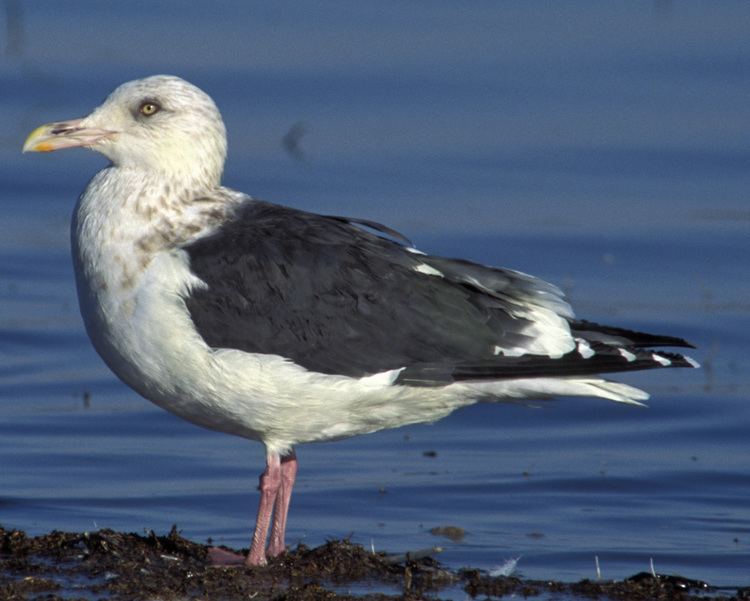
[72,166,236,287]
[79,166,224,231]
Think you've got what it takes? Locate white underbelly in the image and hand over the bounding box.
[74,246,265,435]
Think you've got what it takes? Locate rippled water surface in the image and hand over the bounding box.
[1,1,748,589]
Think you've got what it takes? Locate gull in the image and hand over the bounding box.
[23,75,698,566]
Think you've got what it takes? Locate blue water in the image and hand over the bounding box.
[1,0,749,590]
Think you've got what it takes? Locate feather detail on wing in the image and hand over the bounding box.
[182,198,696,387]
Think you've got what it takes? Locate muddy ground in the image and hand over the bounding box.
[1,525,747,600]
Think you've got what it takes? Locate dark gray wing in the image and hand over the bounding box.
[182,200,696,385]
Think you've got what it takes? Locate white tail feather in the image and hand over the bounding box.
[582,380,650,406]
[463,377,650,407]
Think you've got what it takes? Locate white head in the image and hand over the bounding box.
[24,75,228,190]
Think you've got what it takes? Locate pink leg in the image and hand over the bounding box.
[208,450,298,567]
[267,452,298,558]
[246,453,282,566]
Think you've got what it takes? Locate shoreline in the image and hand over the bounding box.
[1,525,745,600]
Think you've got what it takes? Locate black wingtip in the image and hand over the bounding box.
[395,343,699,386]
[570,319,696,349]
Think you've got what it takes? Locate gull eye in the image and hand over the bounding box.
[138,101,161,117]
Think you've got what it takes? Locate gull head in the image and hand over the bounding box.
[23,75,228,188]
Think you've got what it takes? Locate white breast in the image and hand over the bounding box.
[74,219,261,437]
[71,169,268,438]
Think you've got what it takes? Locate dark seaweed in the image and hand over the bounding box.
[0,525,745,600]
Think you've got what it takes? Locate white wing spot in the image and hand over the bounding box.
[576,338,595,359]
[492,345,526,356]
[359,367,405,387]
[406,247,426,255]
[618,348,637,362]
[414,263,444,277]
[652,353,672,366]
